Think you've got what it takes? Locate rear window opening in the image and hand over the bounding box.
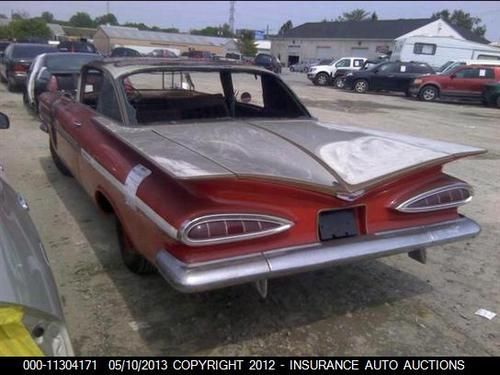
[81,68,309,125]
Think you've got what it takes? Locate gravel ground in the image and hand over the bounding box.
[0,71,498,356]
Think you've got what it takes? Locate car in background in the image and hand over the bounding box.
[181,50,212,59]
[254,53,281,74]
[290,59,320,73]
[482,82,500,108]
[111,47,142,57]
[23,52,103,112]
[0,40,10,56]
[438,59,500,75]
[0,112,74,356]
[0,43,56,91]
[344,61,435,95]
[57,40,97,54]
[409,65,500,102]
[225,52,242,61]
[307,57,366,87]
[148,49,179,58]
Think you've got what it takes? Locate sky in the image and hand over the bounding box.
[2,1,500,41]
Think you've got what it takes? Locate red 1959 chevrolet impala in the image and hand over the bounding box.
[38,58,483,297]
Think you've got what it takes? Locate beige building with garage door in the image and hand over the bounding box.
[271,18,490,66]
[93,25,239,56]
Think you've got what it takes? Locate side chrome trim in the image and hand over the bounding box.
[156,216,480,293]
[394,183,473,213]
[80,149,178,239]
[178,213,294,246]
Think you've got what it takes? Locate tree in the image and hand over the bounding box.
[336,9,370,22]
[161,27,179,33]
[12,10,30,20]
[41,11,54,23]
[95,13,118,26]
[191,23,234,37]
[69,12,94,28]
[7,18,51,40]
[371,12,378,21]
[431,9,487,37]
[278,20,293,35]
[237,30,257,56]
[0,14,8,19]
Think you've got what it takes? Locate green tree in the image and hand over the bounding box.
[371,12,378,21]
[41,11,54,23]
[278,20,293,35]
[95,13,118,26]
[161,27,179,33]
[12,10,30,20]
[0,14,8,19]
[191,23,234,37]
[337,9,370,22]
[7,18,51,40]
[237,30,257,56]
[69,12,94,28]
[431,9,487,37]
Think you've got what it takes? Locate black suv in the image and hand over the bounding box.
[254,53,281,74]
[111,47,142,57]
[343,61,434,96]
[0,43,56,91]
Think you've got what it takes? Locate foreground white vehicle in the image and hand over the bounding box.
[307,57,366,87]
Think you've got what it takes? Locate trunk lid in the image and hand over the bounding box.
[95,117,485,192]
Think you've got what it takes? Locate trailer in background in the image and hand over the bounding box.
[391,36,500,70]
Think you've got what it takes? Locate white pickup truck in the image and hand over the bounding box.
[307,57,367,87]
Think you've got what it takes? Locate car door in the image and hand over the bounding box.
[371,62,399,90]
[444,67,488,98]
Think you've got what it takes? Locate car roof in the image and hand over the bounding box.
[86,57,271,79]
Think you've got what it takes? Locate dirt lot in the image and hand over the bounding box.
[0,71,498,355]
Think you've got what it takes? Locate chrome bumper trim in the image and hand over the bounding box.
[155,216,480,293]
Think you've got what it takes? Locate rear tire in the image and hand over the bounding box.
[496,96,500,109]
[334,76,345,89]
[354,79,368,93]
[314,72,330,86]
[419,85,439,102]
[116,220,156,275]
[0,73,6,83]
[50,139,73,177]
[7,74,16,92]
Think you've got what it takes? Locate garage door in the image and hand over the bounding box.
[316,46,333,59]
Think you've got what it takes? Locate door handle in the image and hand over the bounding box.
[73,121,82,128]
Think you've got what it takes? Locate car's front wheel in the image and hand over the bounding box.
[354,79,368,93]
[334,76,345,89]
[116,219,156,274]
[314,72,330,86]
[419,85,439,102]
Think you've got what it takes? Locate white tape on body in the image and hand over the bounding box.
[125,164,152,208]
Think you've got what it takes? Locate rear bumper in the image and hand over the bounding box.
[155,216,480,293]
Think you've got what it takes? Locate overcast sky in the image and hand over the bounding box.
[3,1,500,41]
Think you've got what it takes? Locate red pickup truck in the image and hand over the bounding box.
[409,65,500,102]
[38,58,482,296]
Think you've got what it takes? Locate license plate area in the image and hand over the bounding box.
[318,208,359,241]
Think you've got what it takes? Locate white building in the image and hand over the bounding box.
[271,18,490,66]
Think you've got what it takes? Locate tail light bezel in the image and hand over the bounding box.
[394,183,473,213]
[178,213,294,246]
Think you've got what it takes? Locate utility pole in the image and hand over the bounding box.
[106,1,110,15]
[229,1,235,34]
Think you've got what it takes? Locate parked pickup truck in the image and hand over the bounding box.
[39,58,482,296]
[307,57,366,87]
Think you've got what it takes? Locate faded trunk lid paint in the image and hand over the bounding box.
[95,116,485,192]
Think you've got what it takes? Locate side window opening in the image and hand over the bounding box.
[413,43,436,55]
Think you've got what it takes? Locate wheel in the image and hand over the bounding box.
[354,79,368,93]
[314,72,330,86]
[50,139,73,177]
[7,73,16,92]
[419,85,439,102]
[116,219,156,274]
[405,89,411,97]
[334,76,345,89]
[0,72,6,83]
[22,89,28,104]
[290,66,295,72]
[496,96,500,109]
